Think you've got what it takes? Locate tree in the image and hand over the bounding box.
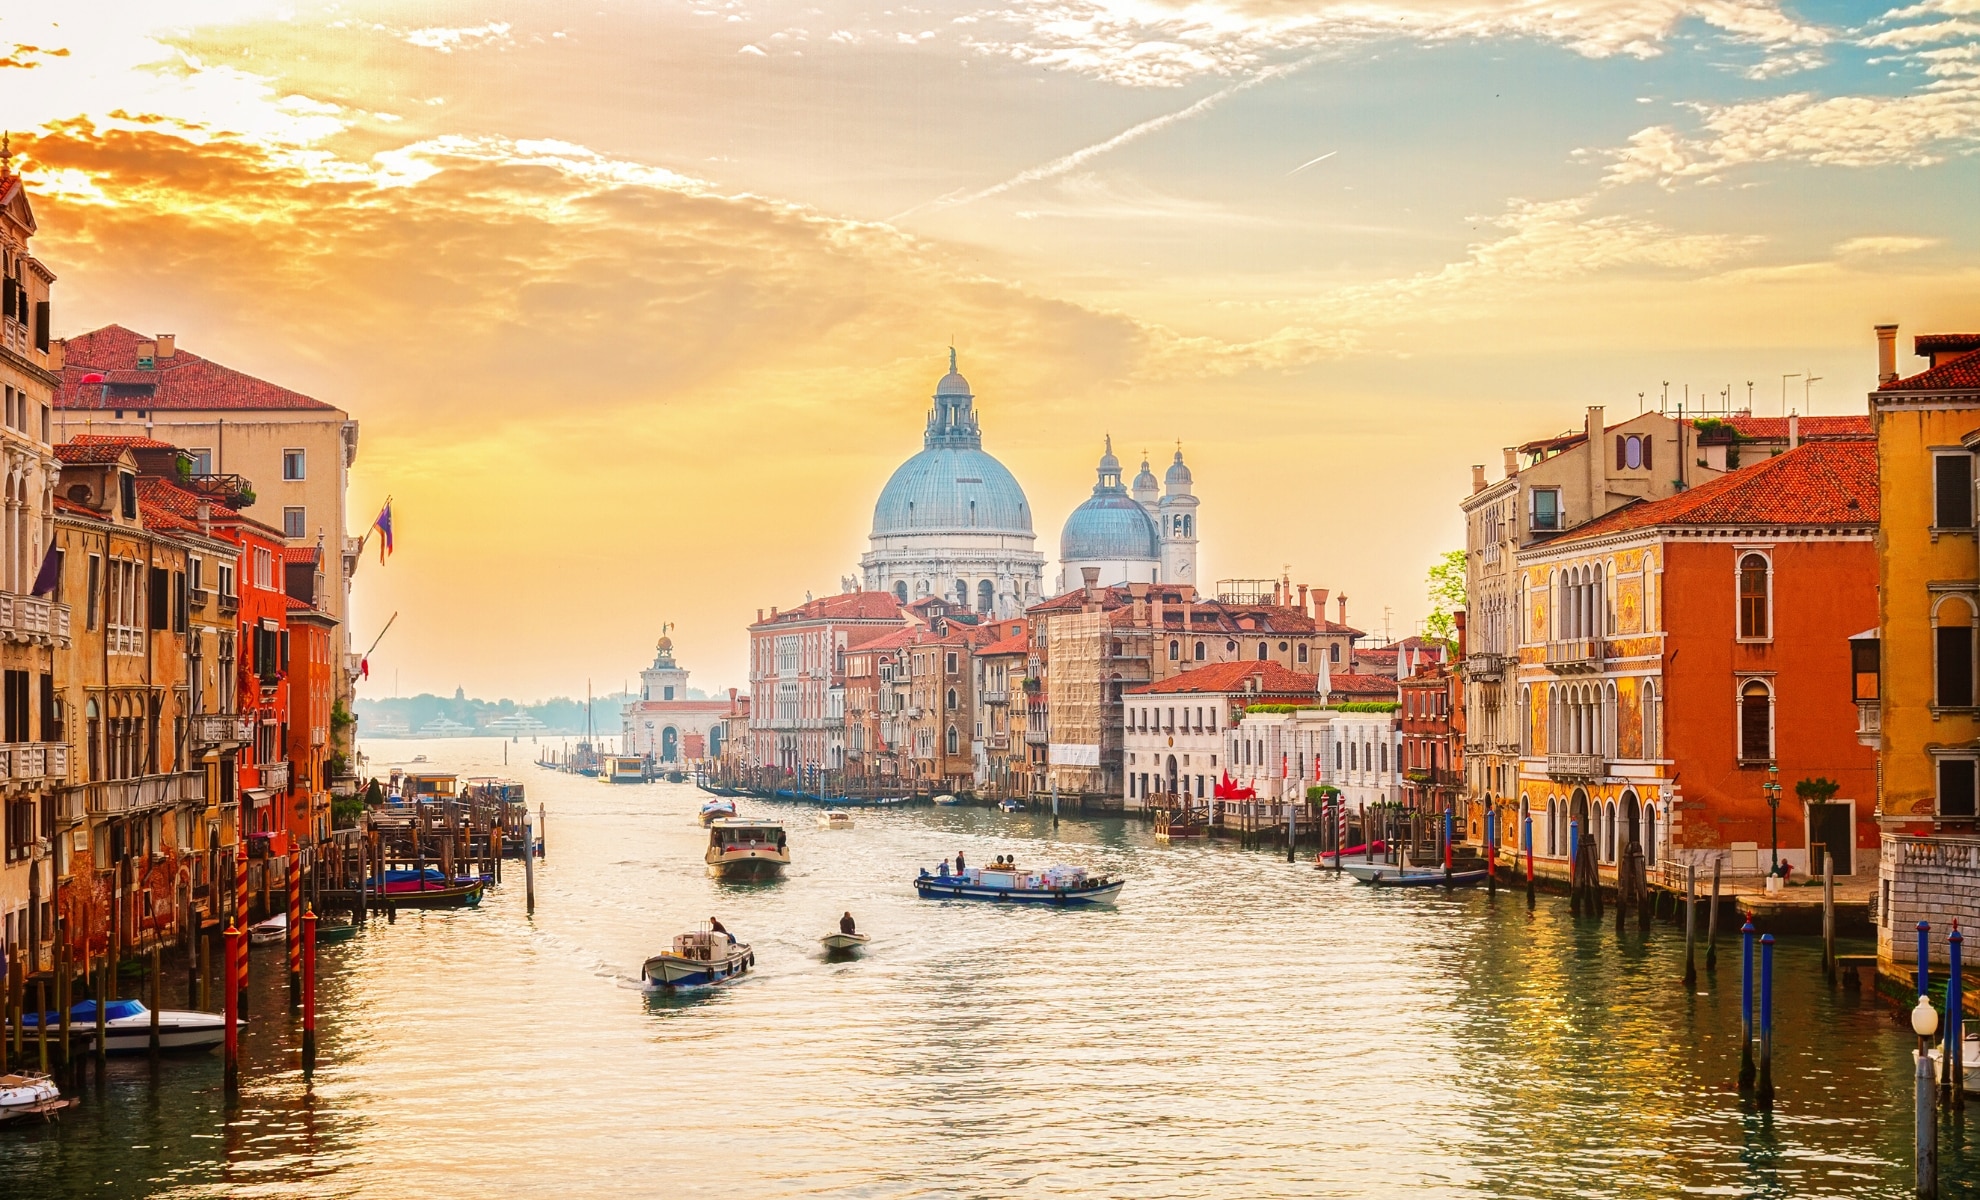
[1422,549,1467,652]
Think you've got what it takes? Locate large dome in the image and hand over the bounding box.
[872,446,1034,536]
[1061,493,1159,561]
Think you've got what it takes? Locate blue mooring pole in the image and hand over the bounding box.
[1757,932,1776,1109]
[1949,926,1965,1109]
[1920,920,1933,1000]
[1523,815,1534,908]
[1569,820,1581,915]
[1740,919,1757,1092]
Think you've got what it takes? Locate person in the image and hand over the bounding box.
[956,850,967,872]
[710,916,732,942]
[941,858,952,877]
[840,911,857,935]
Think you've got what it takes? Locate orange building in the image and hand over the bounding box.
[1511,436,1880,886]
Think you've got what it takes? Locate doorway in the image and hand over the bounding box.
[1806,801,1854,875]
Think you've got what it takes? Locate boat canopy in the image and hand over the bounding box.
[22,999,147,1027]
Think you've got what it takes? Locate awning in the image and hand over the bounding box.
[245,788,275,808]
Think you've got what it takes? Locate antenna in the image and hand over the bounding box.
[1781,373,1801,417]
[1804,373,1822,412]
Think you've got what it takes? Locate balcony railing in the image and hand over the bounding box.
[1543,638,1605,674]
[259,760,292,793]
[1856,700,1881,748]
[1546,753,1607,782]
[981,689,1009,705]
[0,593,72,648]
[1464,652,1508,680]
[81,770,206,816]
[0,742,68,786]
[1025,729,1049,745]
[191,712,254,749]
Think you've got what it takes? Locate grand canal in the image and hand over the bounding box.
[6,737,1976,1197]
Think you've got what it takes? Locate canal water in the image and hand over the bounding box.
[7,737,1978,1198]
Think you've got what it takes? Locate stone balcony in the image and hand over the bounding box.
[1543,638,1605,674]
[260,760,292,793]
[0,593,71,648]
[0,741,68,788]
[1464,652,1508,681]
[1546,753,1607,783]
[191,712,254,750]
[81,770,205,816]
[1857,700,1881,748]
[981,688,1009,705]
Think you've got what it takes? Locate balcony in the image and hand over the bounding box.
[1546,754,1607,783]
[81,770,205,816]
[260,760,292,793]
[1856,700,1881,748]
[982,689,1009,705]
[1464,652,1507,680]
[0,742,68,787]
[0,593,72,648]
[1025,728,1049,746]
[986,734,1010,750]
[191,712,253,750]
[1543,638,1605,674]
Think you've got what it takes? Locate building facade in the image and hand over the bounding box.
[1122,660,1317,809]
[622,632,731,763]
[746,591,905,773]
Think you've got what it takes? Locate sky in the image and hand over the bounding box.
[1,0,1975,700]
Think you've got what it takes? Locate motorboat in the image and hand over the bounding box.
[642,928,754,990]
[1314,840,1390,868]
[249,912,288,945]
[0,1072,66,1124]
[605,755,647,784]
[1341,860,1487,888]
[1929,1034,1980,1093]
[914,861,1124,906]
[820,931,870,954]
[998,799,1025,813]
[366,868,487,908]
[706,818,790,881]
[11,999,240,1054]
[932,794,963,806]
[316,920,358,945]
[817,809,855,830]
[699,798,738,825]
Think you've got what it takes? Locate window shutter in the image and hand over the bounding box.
[1941,759,1978,817]
[1644,434,1653,470]
[33,301,48,351]
[1616,435,1626,470]
[1937,455,1974,528]
[1937,624,1974,707]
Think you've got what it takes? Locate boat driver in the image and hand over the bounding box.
[840,911,857,935]
[709,917,734,943]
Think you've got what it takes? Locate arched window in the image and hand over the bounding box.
[1604,801,1617,862]
[1257,642,1268,661]
[1330,644,1341,662]
[1740,680,1773,762]
[1937,596,1975,708]
[1642,681,1660,759]
[946,726,959,754]
[1169,640,1180,661]
[1522,685,1533,755]
[1298,644,1308,663]
[86,698,101,781]
[1195,641,1206,661]
[894,581,908,604]
[1738,553,1770,639]
[954,579,969,607]
[1335,742,1342,769]
[946,688,957,711]
[977,579,995,614]
[1644,805,1658,865]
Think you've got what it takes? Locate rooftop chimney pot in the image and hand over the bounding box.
[1503,447,1518,478]
[155,334,176,359]
[1876,323,1898,386]
[1471,464,1487,494]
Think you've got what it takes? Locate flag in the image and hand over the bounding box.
[359,656,370,680]
[372,500,394,563]
[29,544,59,597]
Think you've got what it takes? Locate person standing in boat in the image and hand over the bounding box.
[840,911,857,935]
[710,917,733,943]
[955,849,967,872]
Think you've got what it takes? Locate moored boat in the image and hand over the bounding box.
[11,1000,240,1054]
[1929,1035,1980,1093]
[998,798,1024,813]
[817,809,855,830]
[1313,840,1390,867]
[1341,860,1487,888]
[605,755,647,784]
[706,818,789,880]
[642,928,754,990]
[249,912,288,945]
[914,861,1123,905]
[366,868,487,907]
[932,794,963,806]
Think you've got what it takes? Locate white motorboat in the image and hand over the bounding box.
[932,794,963,806]
[706,818,789,880]
[820,931,871,953]
[11,999,240,1054]
[998,798,1024,813]
[1929,1034,1980,1093]
[816,809,855,830]
[250,912,288,945]
[699,798,737,825]
[0,1071,60,1115]
[642,928,754,990]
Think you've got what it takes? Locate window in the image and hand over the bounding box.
[119,473,137,519]
[1194,641,1205,661]
[1169,640,1179,661]
[283,507,306,538]
[946,726,959,755]
[894,581,908,604]
[1739,680,1772,763]
[1330,644,1340,663]
[282,449,306,481]
[1615,433,1652,471]
[1530,488,1561,532]
[977,579,994,613]
[946,652,958,674]
[1738,554,1770,639]
[1937,453,1974,528]
[218,562,236,598]
[1298,644,1308,664]
[1257,643,1268,661]
[946,688,958,711]
[1938,602,1974,707]
[1642,681,1660,759]
[1941,758,1977,817]
[188,448,213,475]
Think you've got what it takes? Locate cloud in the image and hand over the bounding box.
[400,22,514,53]
[1835,234,1940,255]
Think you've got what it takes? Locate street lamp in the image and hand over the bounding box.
[1763,765,1783,874]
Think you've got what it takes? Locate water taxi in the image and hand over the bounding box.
[249,912,288,945]
[642,928,753,990]
[914,861,1123,905]
[605,755,647,784]
[699,797,737,824]
[932,794,963,806]
[706,818,789,880]
[12,1000,240,1054]
[817,809,855,830]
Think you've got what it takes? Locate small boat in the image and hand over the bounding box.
[1341,860,1488,888]
[706,818,790,881]
[605,755,647,784]
[699,798,737,825]
[366,869,487,908]
[249,912,288,945]
[914,862,1124,905]
[932,794,963,806]
[1315,840,1390,867]
[315,920,358,945]
[10,1000,240,1054]
[1929,1035,1980,1093]
[820,931,871,953]
[411,754,428,763]
[642,928,754,990]
[817,809,855,830]
[0,1071,70,1125]
[998,799,1025,813]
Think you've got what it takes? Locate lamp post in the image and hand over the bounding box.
[1915,993,1940,1198]
[1762,765,1783,875]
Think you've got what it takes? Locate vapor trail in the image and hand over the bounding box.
[1287,150,1336,175]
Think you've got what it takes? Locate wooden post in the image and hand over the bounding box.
[301,903,317,1082]
[95,937,107,1066]
[1823,850,1837,984]
[199,922,211,1011]
[54,913,69,1073]
[35,976,47,1072]
[149,943,161,1058]
[223,921,241,1095]
[1707,858,1722,972]
[1683,861,1698,987]
[538,803,547,860]
[523,814,536,916]
[288,852,302,1009]
[1637,846,1652,933]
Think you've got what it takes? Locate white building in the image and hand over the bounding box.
[1121,661,1319,810]
[1227,707,1402,810]
[1057,441,1200,596]
[860,352,1045,618]
[622,632,732,762]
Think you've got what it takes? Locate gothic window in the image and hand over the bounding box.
[946,688,958,711]
[946,726,959,755]
[1169,640,1179,661]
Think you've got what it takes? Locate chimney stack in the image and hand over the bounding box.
[1337,595,1348,627]
[1298,584,1309,612]
[1503,447,1519,478]
[1587,404,1606,507]
[757,608,763,623]
[156,333,176,359]
[1082,566,1101,607]
[1471,464,1487,494]
[1313,588,1329,621]
[1876,323,1899,386]
[1788,411,1800,450]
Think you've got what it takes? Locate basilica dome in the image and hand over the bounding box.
[1060,436,1160,561]
[871,446,1033,536]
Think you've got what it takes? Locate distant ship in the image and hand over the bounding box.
[483,712,549,736]
[367,714,412,738]
[416,716,474,738]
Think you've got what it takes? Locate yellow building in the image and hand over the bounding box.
[1870,325,1980,975]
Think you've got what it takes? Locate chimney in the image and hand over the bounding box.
[1587,404,1606,508]
[1182,597,1194,637]
[1471,464,1487,494]
[1788,411,1800,451]
[136,340,157,367]
[1503,447,1518,478]
[156,334,176,359]
[1455,609,1467,659]
[1337,595,1348,627]
[1150,592,1164,632]
[47,340,63,371]
[1298,584,1309,612]
[1082,566,1101,607]
[1272,582,1282,606]
[757,608,763,623]
[1313,588,1329,621]
[1876,323,1898,386]
[197,502,212,536]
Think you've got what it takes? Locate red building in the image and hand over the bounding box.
[1399,657,1461,815]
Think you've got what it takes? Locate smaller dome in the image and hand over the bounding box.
[1165,448,1193,488]
[657,634,674,652]
[936,370,972,397]
[1098,435,1121,476]
[1132,456,1159,495]
[1061,494,1161,562]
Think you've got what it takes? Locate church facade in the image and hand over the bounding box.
[622,632,732,763]
[1057,440,1200,595]
[859,354,1046,618]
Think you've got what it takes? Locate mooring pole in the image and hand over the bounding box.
[1569,820,1582,916]
[1683,861,1698,988]
[223,921,241,1095]
[1949,926,1965,1109]
[1740,919,1757,1093]
[1524,815,1535,908]
[149,942,161,1059]
[1921,920,1934,1000]
[302,903,318,1083]
[1918,1025,1940,1199]
[1707,858,1722,971]
[1823,850,1837,983]
[1757,932,1776,1110]
[523,814,537,916]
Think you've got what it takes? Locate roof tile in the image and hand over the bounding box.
[57,325,338,413]
[1553,438,1877,544]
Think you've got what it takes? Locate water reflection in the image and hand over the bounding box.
[6,737,1974,1197]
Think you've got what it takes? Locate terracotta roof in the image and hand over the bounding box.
[1326,672,1401,699]
[1552,438,1878,544]
[1719,415,1872,440]
[1917,334,1980,359]
[68,433,184,452]
[54,441,137,465]
[855,627,921,652]
[1883,349,1980,393]
[282,546,321,565]
[753,591,904,628]
[975,632,1031,657]
[52,495,105,520]
[1128,661,1320,696]
[56,324,338,412]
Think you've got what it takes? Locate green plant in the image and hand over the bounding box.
[1422,549,1467,653]
[1307,785,1340,802]
[1795,776,1842,801]
[331,699,355,731]
[331,793,363,827]
[1331,701,1400,713]
[325,752,349,780]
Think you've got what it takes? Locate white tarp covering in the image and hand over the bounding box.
[1049,743,1101,766]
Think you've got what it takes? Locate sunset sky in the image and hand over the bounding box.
[3,0,1975,700]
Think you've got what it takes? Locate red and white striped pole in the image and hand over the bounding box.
[301,902,317,1082]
